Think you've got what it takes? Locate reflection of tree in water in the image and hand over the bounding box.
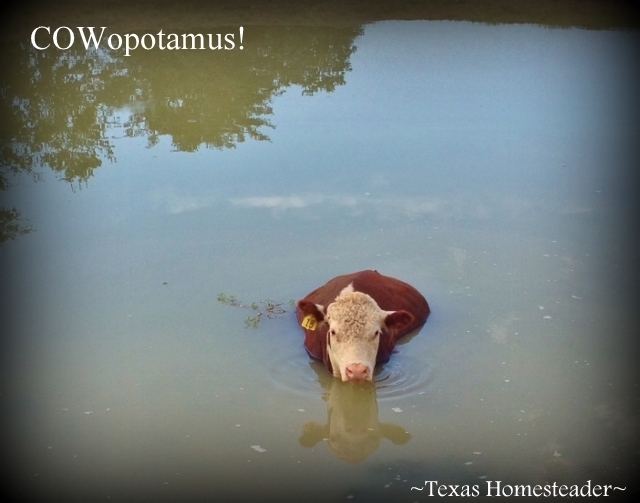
[0,25,362,241]
[1,42,128,242]
[0,207,31,244]
[0,45,125,188]
[124,26,361,151]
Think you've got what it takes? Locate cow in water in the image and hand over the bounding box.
[296,270,430,382]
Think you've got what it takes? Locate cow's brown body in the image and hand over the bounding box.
[296,270,430,378]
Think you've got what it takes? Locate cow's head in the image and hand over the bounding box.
[298,287,414,382]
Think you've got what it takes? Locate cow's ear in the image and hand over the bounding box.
[380,422,412,445]
[297,300,326,324]
[299,421,328,448]
[383,310,414,333]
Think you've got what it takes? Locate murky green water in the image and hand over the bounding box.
[1,20,638,502]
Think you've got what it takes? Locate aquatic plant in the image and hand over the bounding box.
[218,293,295,328]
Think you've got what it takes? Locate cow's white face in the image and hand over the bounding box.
[298,284,416,382]
[324,289,389,382]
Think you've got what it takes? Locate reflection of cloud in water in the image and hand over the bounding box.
[151,188,216,214]
[153,190,587,222]
[231,196,312,210]
[230,193,543,221]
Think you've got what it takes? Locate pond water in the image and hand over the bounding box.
[2,20,638,501]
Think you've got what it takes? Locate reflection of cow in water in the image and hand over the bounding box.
[299,363,411,464]
[297,270,430,381]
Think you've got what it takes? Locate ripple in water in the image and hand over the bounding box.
[268,349,434,400]
[267,349,327,398]
[373,353,434,400]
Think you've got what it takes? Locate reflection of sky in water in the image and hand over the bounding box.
[9,20,636,318]
[129,21,637,221]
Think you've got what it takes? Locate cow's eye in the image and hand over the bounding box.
[371,330,381,340]
[329,329,336,337]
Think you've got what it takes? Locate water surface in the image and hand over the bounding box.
[1,20,638,501]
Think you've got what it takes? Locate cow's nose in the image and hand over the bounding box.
[345,363,370,381]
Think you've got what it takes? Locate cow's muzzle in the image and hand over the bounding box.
[344,363,372,382]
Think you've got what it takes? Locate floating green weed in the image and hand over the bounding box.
[244,314,261,329]
[218,293,296,328]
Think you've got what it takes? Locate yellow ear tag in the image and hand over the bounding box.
[301,314,318,331]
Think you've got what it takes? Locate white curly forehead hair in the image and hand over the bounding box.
[326,291,385,334]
